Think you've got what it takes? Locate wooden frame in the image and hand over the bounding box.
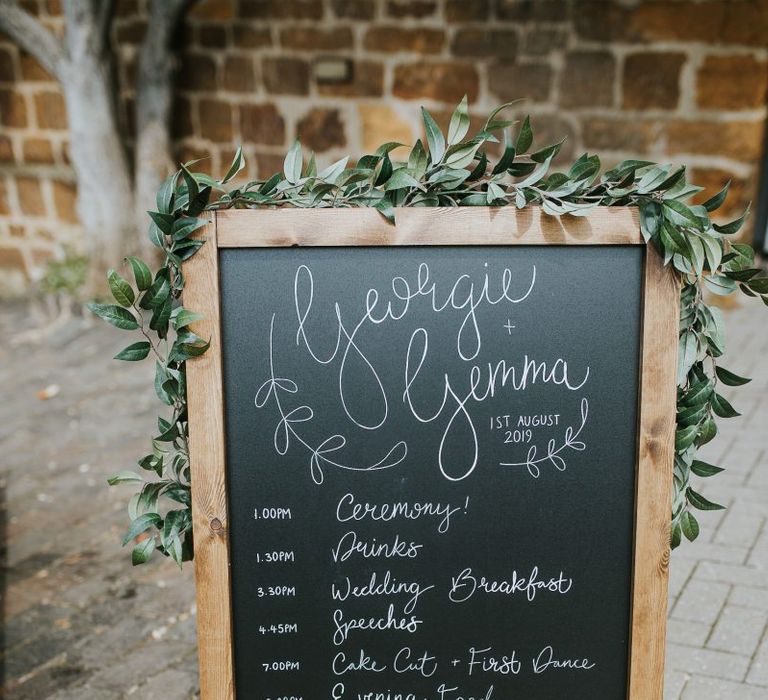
[184,207,679,700]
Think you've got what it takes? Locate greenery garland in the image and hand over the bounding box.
[89,98,767,566]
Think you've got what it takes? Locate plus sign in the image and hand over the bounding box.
[504,319,516,334]
[451,659,461,666]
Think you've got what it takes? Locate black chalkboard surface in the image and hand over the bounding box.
[218,244,644,700]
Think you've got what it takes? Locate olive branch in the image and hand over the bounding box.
[500,397,588,478]
[90,96,767,566]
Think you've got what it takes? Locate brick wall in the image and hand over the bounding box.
[1,0,767,296]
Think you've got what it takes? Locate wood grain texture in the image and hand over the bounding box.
[628,244,679,699]
[215,206,642,247]
[187,207,674,699]
[183,213,235,700]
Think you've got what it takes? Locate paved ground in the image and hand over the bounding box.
[664,299,768,699]
[0,298,765,699]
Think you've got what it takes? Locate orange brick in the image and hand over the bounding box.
[0,89,27,127]
[198,99,233,142]
[52,180,78,223]
[20,51,54,81]
[393,62,479,102]
[364,27,444,54]
[16,176,47,216]
[0,135,13,161]
[223,55,256,92]
[0,179,9,215]
[316,61,383,98]
[281,27,354,51]
[0,246,25,271]
[666,119,764,161]
[23,137,55,163]
[34,91,67,129]
[697,55,768,110]
[623,52,685,110]
[296,108,346,152]
[629,2,726,42]
[190,0,235,20]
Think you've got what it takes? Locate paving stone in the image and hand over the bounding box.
[714,510,765,549]
[706,605,766,656]
[695,561,768,590]
[669,557,695,599]
[746,636,768,687]
[664,669,689,700]
[672,579,730,626]
[135,668,198,700]
[666,643,751,682]
[667,617,711,647]
[681,675,768,699]
[729,585,768,612]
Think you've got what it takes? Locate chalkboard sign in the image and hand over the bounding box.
[185,208,678,700]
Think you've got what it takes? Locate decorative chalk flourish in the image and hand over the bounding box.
[255,314,407,485]
[499,398,588,478]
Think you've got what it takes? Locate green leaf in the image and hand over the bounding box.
[713,205,750,235]
[139,271,170,310]
[681,511,700,541]
[114,341,151,361]
[131,536,156,566]
[687,487,725,511]
[675,424,698,451]
[122,512,162,546]
[530,140,563,163]
[375,195,395,224]
[125,256,152,291]
[156,171,179,214]
[447,95,470,145]
[180,162,199,204]
[486,181,506,205]
[515,154,553,188]
[492,137,516,176]
[690,460,724,478]
[515,116,533,154]
[711,392,740,418]
[171,216,206,241]
[747,277,768,294]
[148,210,175,235]
[149,295,172,337]
[699,234,722,272]
[444,143,479,169]
[148,221,164,248]
[385,169,424,191]
[221,145,245,184]
[715,366,751,386]
[107,470,144,486]
[663,199,700,228]
[467,150,488,181]
[678,330,698,385]
[701,180,730,212]
[88,303,139,331]
[283,139,303,184]
[704,274,737,296]
[639,200,662,242]
[421,107,445,164]
[408,140,428,180]
[317,156,349,184]
[171,308,204,330]
[107,269,135,307]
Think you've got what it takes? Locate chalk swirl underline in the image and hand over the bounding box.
[255,314,408,485]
